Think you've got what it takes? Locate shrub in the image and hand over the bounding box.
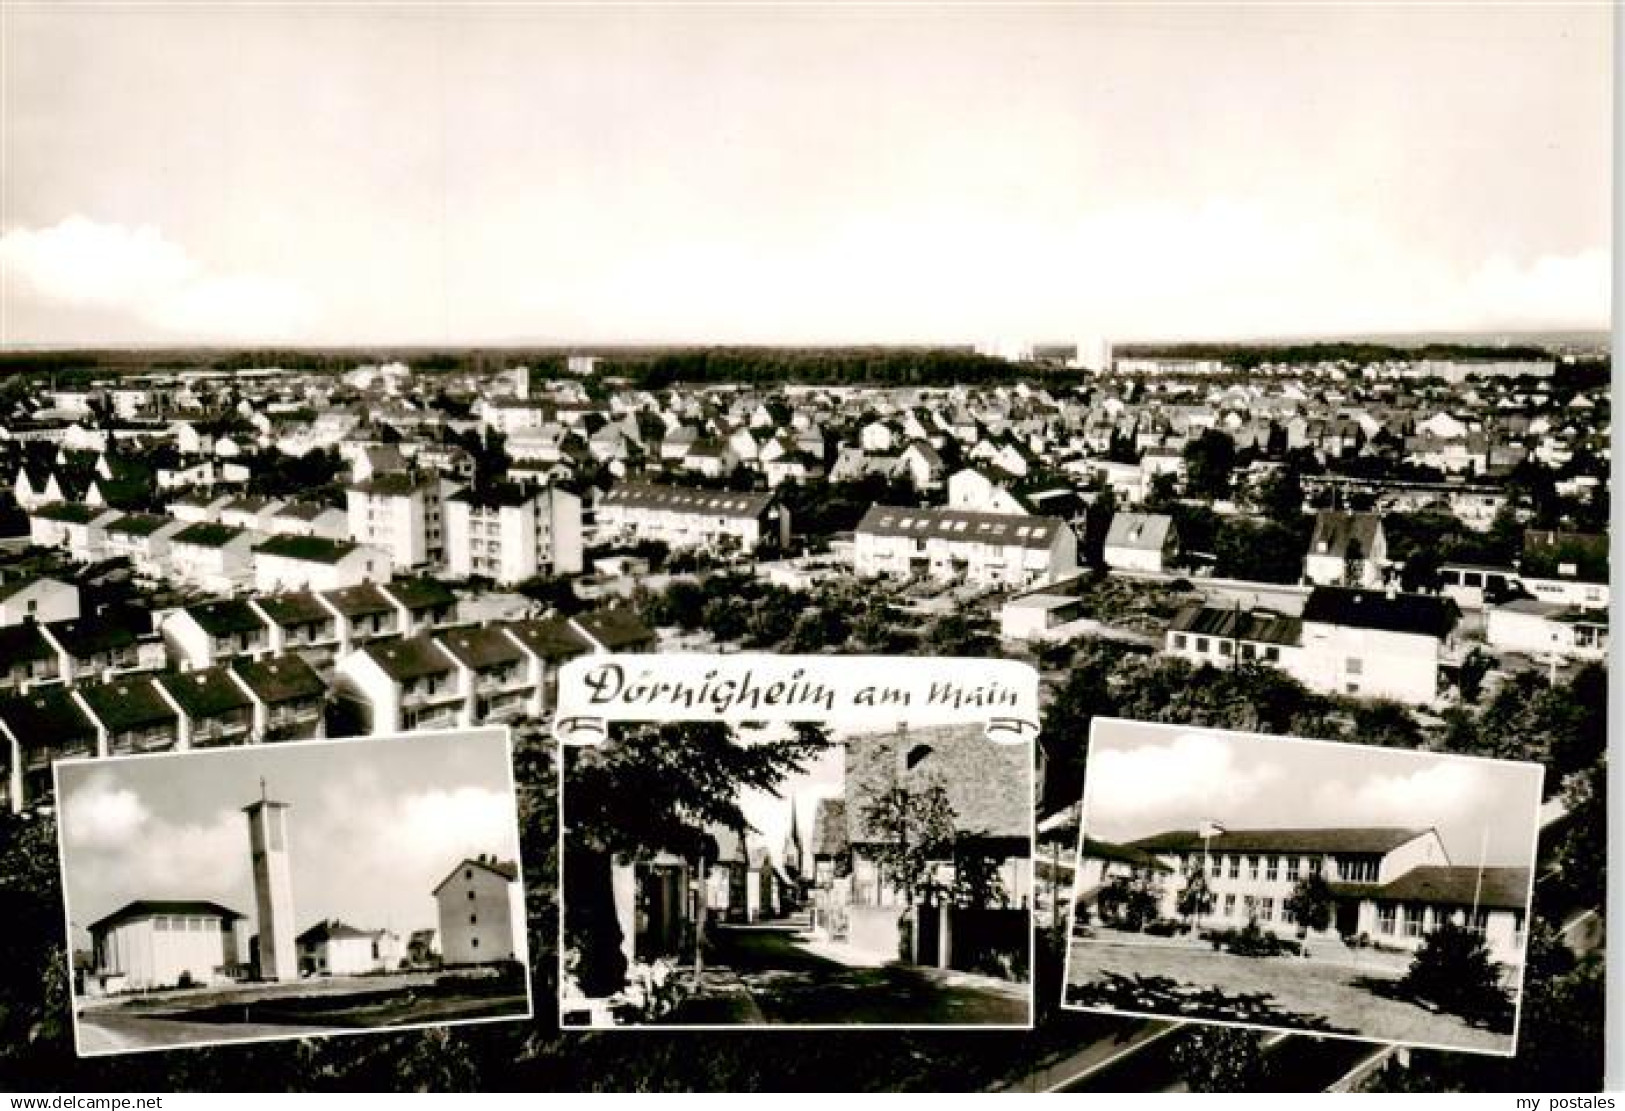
[1399,920,1514,1029]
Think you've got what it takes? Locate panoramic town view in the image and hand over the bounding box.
[0,2,1610,1097]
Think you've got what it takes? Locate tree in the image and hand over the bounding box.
[1283,870,1334,936]
[1174,860,1215,928]
[925,611,997,657]
[858,772,957,909]
[1172,1027,1274,1092]
[1457,647,1495,705]
[1214,518,1304,583]
[1399,919,1513,1029]
[563,722,828,992]
[1095,866,1162,931]
[1254,465,1305,527]
[1182,428,1237,500]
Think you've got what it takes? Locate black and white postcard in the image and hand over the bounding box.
[56,727,531,1055]
[1063,718,1544,1057]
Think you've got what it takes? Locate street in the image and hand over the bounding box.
[665,920,1030,1026]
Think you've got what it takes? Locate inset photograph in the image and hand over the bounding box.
[1063,719,1541,1056]
[57,727,531,1055]
[562,722,1033,1028]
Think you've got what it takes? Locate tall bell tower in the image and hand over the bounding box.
[244,779,297,981]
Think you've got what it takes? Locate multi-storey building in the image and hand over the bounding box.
[443,483,583,585]
[346,473,458,573]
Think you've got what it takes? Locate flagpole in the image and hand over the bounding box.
[1470,825,1488,926]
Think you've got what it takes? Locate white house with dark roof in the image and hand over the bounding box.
[434,856,524,967]
[28,502,120,561]
[1485,599,1608,663]
[229,654,327,742]
[1163,587,1457,706]
[332,634,463,734]
[1294,587,1457,704]
[436,625,530,724]
[72,676,183,756]
[853,505,1077,589]
[253,534,390,594]
[0,686,97,812]
[1304,511,1388,587]
[152,667,256,749]
[167,492,233,524]
[102,513,188,578]
[595,481,787,554]
[0,576,79,628]
[218,496,285,533]
[1103,512,1179,573]
[265,500,348,541]
[250,592,342,664]
[168,522,258,593]
[296,919,379,977]
[159,599,272,671]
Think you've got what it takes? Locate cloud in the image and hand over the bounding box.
[1310,760,1494,837]
[1086,732,1285,841]
[1,215,315,341]
[62,770,152,851]
[62,770,246,917]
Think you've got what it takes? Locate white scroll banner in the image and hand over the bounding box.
[553,653,1041,746]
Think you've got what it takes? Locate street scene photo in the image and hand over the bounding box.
[562,720,1033,1027]
[1062,719,1543,1056]
[56,728,530,1055]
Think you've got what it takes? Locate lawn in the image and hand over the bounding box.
[1065,939,1515,1054]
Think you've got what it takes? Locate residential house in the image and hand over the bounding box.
[1304,511,1387,588]
[254,534,390,593]
[265,501,349,541]
[346,473,457,573]
[229,654,327,742]
[434,856,524,966]
[318,583,402,652]
[0,624,62,692]
[159,599,271,671]
[29,503,119,561]
[74,676,183,756]
[102,513,187,578]
[297,920,379,977]
[332,634,462,735]
[1102,512,1179,573]
[437,625,531,724]
[1,686,98,812]
[595,482,789,555]
[0,576,79,627]
[153,667,256,749]
[250,592,342,666]
[41,613,155,684]
[1485,600,1608,663]
[853,505,1077,590]
[167,523,258,593]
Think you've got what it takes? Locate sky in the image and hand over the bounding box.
[57,729,523,952]
[1082,720,1544,867]
[0,5,1612,347]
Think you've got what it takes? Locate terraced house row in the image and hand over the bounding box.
[0,593,652,814]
